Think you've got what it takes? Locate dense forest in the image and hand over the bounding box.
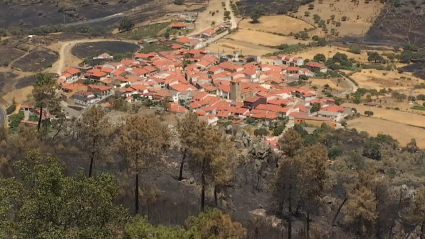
[1,73,425,238]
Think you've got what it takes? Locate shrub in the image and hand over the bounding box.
[6,104,16,115]
[348,45,361,54]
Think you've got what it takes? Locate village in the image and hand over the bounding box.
[46,28,354,149]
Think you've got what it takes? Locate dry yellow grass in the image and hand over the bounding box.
[295,0,384,37]
[206,38,275,56]
[229,29,312,46]
[343,103,425,128]
[296,46,388,63]
[349,70,422,90]
[309,78,346,91]
[2,86,33,105]
[239,15,313,35]
[348,117,425,148]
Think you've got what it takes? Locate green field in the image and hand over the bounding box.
[411,106,425,111]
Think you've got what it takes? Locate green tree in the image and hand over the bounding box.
[117,115,168,214]
[367,51,384,63]
[119,18,134,32]
[304,11,310,17]
[349,45,361,54]
[0,150,128,238]
[342,16,347,21]
[32,73,60,133]
[250,5,263,23]
[254,127,268,137]
[310,103,321,113]
[313,53,326,62]
[399,50,413,63]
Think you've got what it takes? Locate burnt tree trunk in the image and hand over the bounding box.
[214,184,218,206]
[135,172,139,214]
[306,211,310,239]
[88,137,96,178]
[37,106,43,132]
[288,184,292,239]
[201,158,206,212]
[331,197,347,227]
[178,149,187,181]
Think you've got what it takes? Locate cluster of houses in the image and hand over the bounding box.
[59,44,349,130]
[171,21,232,49]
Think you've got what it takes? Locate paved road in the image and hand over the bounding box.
[0,106,5,127]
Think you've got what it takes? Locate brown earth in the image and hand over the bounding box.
[239,15,314,35]
[343,102,425,128]
[348,116,425,148]
[228,29,312,46]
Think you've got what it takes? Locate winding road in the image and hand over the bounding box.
[55,38,138,75]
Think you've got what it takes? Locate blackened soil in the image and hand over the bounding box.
[0,0,153,28]
[71,41,139,58]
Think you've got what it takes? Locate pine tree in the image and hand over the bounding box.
[78,106,110,177]
[278,129,304,157]
[117,115,168,214]
[32,73,60,134]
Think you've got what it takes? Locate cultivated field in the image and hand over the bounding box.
[206,38,275,56]
[239,15,313,35]
[349,70,423,91]
[229,29,312,46]
[295,0,384,38]
[343,103,425,128]
[348,117,425,148]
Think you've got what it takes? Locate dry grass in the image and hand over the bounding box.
[343,103,425,128]
[239,15,313,35]
[295,0,384,37]
[348,117,425,148]
[190,0,227,35]
[206,38,275,56]
[309,78,346,91]
[2,86,33,105]
[229,29,312,46]
[296,46,388,62]
[349,69,422,90]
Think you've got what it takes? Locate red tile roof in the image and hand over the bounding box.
[65,68,80,75]
[169,103,187,113]
[171,23,188,28]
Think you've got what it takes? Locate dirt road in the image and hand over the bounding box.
[190,0,237,36]
[52,39,137,75]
